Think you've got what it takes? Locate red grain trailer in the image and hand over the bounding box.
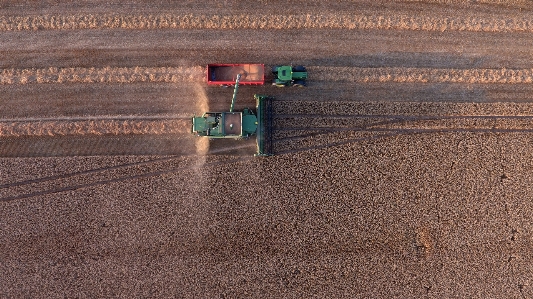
[207,64,265,85]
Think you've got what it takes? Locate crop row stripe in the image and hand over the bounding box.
[0,66,205,84]
[0,14,532,32]
[3,66,533,85]
[313,67,533,84]
[0,119,190,137]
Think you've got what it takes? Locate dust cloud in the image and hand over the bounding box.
[193,83,210,156]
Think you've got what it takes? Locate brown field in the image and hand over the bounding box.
[2,1,533,298]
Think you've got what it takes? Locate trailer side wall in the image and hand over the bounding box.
[207,64,265,85]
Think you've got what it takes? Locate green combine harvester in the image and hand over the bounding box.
[192,74,274,156]
[272,65,308,87]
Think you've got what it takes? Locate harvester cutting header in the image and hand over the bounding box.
[192,63,307,156]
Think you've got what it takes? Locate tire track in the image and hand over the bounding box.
[275,114,533,120]
[311,67,533,84]
[273,114,533,154]
[274,124,533,155]
[0,66,204,85]
[1,13,533,33]
[203,101,533,152]
[278,127,533,134]
[275,128,533,155]
[0,156,178,189]
[273,101,533,116]
[0,155,185,201]
[0,118,191,137]
[405,0,528,5]
[0,155,253,202]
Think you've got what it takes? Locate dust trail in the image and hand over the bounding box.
[0,119,191,137]
[2,13,533,33]
[194,138,210,156]
[192,83,209,190]
[192,82,210,156]
[188,85,210,243]
[0,66,205,85]
[193,83,210,116]
[312,67,533,84]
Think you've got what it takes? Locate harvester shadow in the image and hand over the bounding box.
[274,130,401,156]
[271,114,533,155]
[272,116,411,155]
[206,138,259,156]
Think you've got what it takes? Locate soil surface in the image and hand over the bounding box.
[2,1,533,298]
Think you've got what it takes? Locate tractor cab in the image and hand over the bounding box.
[272,65,308,87]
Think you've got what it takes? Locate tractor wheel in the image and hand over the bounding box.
[293,80,306,87]
[272,82,286,87]
[292,65,306,72]
[272,66,281,74]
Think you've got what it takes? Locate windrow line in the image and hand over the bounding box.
[0,119,191,137]
[312,67,533,84]
[3,66,533,85]
[0,66,205,84]
[1,13,533,33]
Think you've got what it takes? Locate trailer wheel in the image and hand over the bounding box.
[293,80,306,87]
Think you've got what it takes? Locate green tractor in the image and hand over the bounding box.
[272,65,308,87]
[191,74,274,156]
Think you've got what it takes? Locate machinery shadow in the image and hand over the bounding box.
[206,138,259,156]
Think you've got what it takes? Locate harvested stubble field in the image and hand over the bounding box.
[3,0,533,298]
